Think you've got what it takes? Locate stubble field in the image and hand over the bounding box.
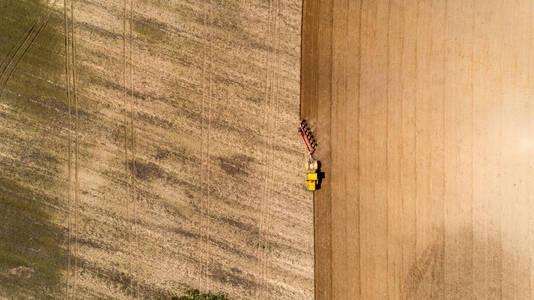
[0,0,313,299]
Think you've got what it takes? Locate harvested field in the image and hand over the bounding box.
[0,0,312,299]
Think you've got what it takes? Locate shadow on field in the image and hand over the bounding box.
[0,0,66,298]
[315,160,325,190]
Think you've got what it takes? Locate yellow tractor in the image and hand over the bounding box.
[305,158,319,191]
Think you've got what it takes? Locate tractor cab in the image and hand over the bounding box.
[305,158,319,191]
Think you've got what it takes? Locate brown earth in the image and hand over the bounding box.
[0,0,313,299]
[303,0,534,299]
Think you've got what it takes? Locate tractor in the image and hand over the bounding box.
[299,120,320,191]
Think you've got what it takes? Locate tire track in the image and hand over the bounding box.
[63,0,72,297]
[0,3,43,80]
[199,0,212,291]
[0,23,37,79]
[200,0,206,290]
[256,0,274,298]
[0,0,57,98]
[205,0,214,291]
[70,0,79,295]
[198,0,207,288]
[122,0,133,296]
[128,0,138,297]
[1,21,44,91]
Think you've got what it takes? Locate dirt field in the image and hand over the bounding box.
[0,0,313,299]
[303,0,534,299]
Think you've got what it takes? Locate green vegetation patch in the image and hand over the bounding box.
[169,289,230,300]
[133,15,169,43]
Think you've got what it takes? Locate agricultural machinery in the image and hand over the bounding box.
[299,120,320,191]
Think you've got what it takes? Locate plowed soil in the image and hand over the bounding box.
[303,0,534,299]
